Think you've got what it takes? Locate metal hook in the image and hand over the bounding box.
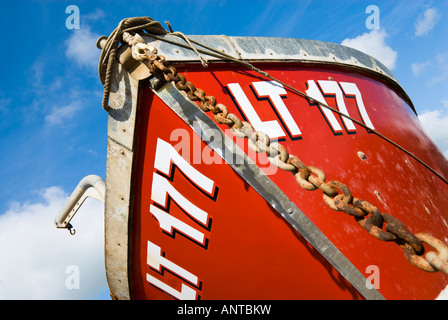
[67,223,76,236]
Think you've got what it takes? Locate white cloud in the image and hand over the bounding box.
[341,29,397,70]
[426,53,448,87]
[0,92,11,113]
[415,7,441,36]
[65,27,101,69]
[45,102,82,125]
[418,109,448,158]
[83,8,106,23]
[43,88,101,126]
[411,61,431,76]
[410,52,448,87]
[0,186,108,299]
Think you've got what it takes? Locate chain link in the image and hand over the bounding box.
[141,49,448,276]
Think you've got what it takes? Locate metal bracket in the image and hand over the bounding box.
[54,175,105,234]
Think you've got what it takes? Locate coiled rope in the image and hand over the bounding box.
[98,17,169,112]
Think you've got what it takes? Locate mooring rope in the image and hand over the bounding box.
[98,17,169,112]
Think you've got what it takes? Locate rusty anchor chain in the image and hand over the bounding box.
[141,50,448,276]
[98,19,448,277]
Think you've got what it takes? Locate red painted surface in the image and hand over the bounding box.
[130,63,448,300]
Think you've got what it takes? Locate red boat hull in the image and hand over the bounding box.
[129,63,448,300]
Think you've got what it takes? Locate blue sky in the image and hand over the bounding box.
[0,0,447,299]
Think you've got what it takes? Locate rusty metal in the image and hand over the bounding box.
[268,142,295,170]
[383,214,424,255]
[405,233,448,273]
[404,245,438,273]
[353,199,397,242]
[297,166,326,192]
[322,180,361,217]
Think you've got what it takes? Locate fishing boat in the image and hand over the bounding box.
[55,17,448,300]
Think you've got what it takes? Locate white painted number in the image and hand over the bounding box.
[147,240,198,300]
[339,82,375,129]
[305,80,374,132]
[146,138,216,300]
[153,138,215,194]
[228,80,374,138]
[317,80,357,132]
[304,79,343,132]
